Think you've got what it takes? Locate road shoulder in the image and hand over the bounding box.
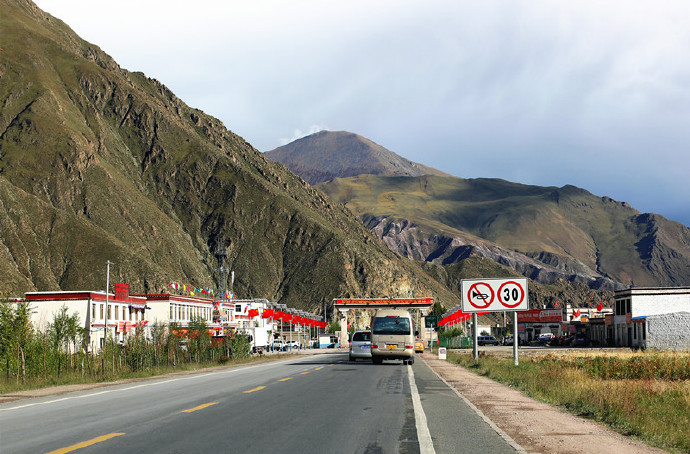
[420,352,667,454]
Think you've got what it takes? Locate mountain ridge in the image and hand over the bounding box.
[320,173,690,288]
[265,130,450,185]
[266,130,690,288]
[0,0,460,310]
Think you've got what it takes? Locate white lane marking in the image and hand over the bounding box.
[408,364,436,454]
[421,357,526,454]
[1,354,334,412]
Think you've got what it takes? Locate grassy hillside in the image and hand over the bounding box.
[320,174,690,287]
[0,0,459,310]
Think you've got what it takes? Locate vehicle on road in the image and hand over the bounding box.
[502,335,514,346]
[569,333,588,347]
[246,326,270,353]
[477,335,499,346]
[271,339,285,352]
[538,333,555,346]
[414,339,424,353]
[370,309,415,365]
[284,340,301,351]
[349,330,372,361]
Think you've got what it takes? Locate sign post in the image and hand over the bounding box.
[472,313,478,361]
[425,315,438,348]
[461,277,529,365]
[513,311,518,366]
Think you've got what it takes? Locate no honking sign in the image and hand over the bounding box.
[461,278,529,313]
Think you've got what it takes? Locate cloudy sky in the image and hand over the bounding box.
[34,0,690,226]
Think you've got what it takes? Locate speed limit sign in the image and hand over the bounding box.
[461,278,529,312]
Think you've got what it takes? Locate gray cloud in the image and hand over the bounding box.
[34,0,690,225]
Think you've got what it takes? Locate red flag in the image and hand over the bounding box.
[573,309,581,318]
[597,302,604,312]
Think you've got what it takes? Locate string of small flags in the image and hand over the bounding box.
[168,282,228,297]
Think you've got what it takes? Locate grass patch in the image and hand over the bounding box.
[0,353,290,395]
[447,350,690,453]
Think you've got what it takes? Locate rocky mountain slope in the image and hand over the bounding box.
[0,0,459,310]
[265,130,449,185]
[313,167,690,289]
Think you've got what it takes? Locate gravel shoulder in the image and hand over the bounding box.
[420,351,668,454]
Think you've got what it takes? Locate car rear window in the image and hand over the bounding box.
[352,332,371,342]
[372,317,411,335]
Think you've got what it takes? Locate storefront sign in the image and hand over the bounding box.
[517,309,563,323]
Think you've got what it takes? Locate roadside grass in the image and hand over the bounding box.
[447,350,690,453]
[0,353,290,395]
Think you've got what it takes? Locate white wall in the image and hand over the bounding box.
[631,291,690,317]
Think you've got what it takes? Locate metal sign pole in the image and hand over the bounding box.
[472,312,478,362]
[513,311,519,366]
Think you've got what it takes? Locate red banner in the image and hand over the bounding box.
[517,309,563,323]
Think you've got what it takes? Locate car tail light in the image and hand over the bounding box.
[405,344,413,349]
[371,344,378,349]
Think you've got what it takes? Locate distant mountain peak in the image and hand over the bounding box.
[264,130,449,185]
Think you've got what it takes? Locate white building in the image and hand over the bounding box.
[26,283,147,351]
[613,287,690,350]
[139,293,219,334]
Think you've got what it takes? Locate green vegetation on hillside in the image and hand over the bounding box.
[0,0,458,310]
[321,174,690,287]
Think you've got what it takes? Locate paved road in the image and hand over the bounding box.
[0,353,517,453]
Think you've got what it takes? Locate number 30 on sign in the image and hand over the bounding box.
[461,278,529,313]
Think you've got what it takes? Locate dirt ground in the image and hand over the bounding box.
[420,351,668,454]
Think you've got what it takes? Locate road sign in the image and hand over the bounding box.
[425,315,438,328]
[461,278,529,313]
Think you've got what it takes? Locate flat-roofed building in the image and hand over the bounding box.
[25,283,147,351]
[613,287,690,350]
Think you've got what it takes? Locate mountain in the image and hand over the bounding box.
[320,174,690,289]
[264,130,449,185]
[0,0,459,310]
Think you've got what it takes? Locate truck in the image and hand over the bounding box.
[245,326,270,354]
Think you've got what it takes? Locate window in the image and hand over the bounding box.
[235,304,242,312]
[122,307,126,320]
[352,332,371,342]
[92,303,96,320]
[626,299,631,314]
[372,317,411,335]
[100,304,104,320]
[114,305,118,320]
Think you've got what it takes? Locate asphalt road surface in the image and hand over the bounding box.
[0,353,518,453]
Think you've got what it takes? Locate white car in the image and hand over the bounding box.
[284,340,300,351]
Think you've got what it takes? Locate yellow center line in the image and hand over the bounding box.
[300,371,310,375]
[46,433,125,454]
[316,366,324,370]
[279,377,293,382]
[243,386,266,394]
[328,364,335,367]
[181,402,218,413]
